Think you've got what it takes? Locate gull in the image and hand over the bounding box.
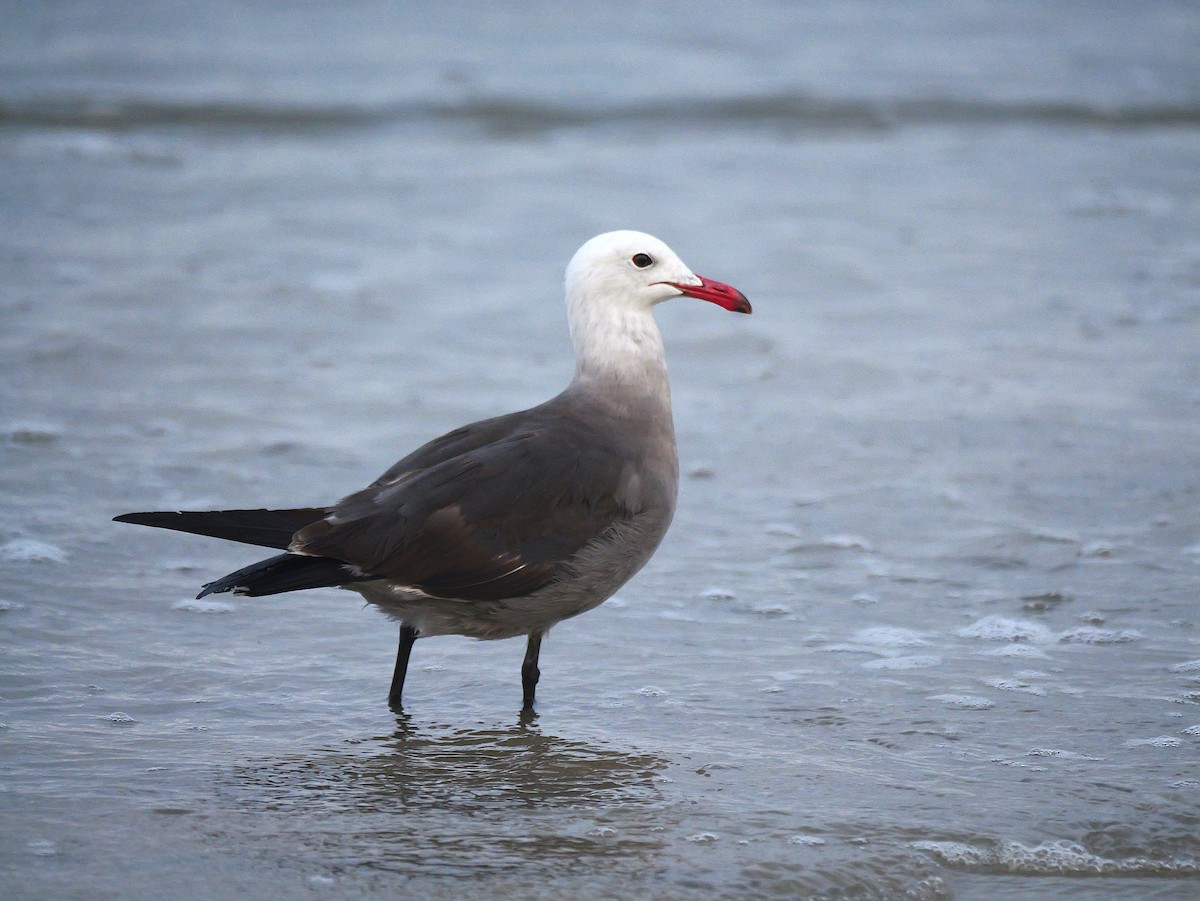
[115,230,750,711]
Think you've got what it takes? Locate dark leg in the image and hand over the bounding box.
[521,630,543,710]
[388,624,418,710]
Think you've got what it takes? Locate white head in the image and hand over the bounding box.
[565,230,751,315]
[564,230,750,384]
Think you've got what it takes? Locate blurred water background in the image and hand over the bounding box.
[3,2,1200,898]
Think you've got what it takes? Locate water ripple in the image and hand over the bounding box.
[2,93,1198,135]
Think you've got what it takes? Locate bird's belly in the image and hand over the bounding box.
[351,514,669,640]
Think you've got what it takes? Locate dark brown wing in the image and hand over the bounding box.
[292,417,634,602]
[367,409,536,488]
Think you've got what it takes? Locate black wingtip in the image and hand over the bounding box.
[196,578,244,599]
[110,508,326,549]
[114,512,152,524]
[114,511,187,527]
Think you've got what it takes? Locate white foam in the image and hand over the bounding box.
[1079,540,1117,558]
[820,533,873,550]
[1026,748,1102,760]
[1059,627,1141,644]
[914,838,1200,875]
[985,678,1046,696]
[931,694,995,710]
[787,834,826,846]
[0,539,67,564]
[985,644,1048,659]
[26,840,59,857]
[1124,735,1183,748]
[852,626,929,648]
[958,616,1052,643]
[862,655,941,670]
[171,598,236,614]
[1168,659,1200,673]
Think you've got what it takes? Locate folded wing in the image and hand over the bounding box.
[293,416,633,602]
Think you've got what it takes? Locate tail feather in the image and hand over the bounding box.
[198,552,369,598]
[114,508,327,550]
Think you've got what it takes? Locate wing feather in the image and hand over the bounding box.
[292,416,634,602]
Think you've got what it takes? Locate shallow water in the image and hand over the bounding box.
[3,2,1200,898]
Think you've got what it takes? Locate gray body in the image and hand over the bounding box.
[334,382,679,640]
[114,230,748,708]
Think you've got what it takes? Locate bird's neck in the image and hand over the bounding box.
[568,306,671,403]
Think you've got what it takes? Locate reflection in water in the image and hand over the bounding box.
[213,717,669,876]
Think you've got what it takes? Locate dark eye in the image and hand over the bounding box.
[631,253,654,269]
